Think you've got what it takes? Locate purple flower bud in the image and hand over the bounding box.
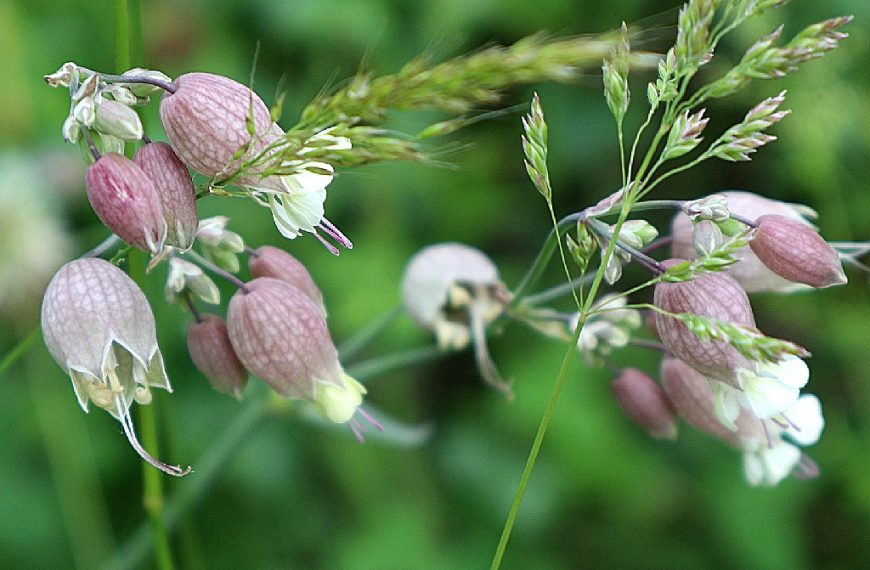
[611,368,678,440]
[40,258,189,476]
[749,214,846,288]
[227,278,368,426]
[671,191,814,292]
[187,314,248,398]
[248,246,324,312]
[159,72,275,178]
[654,260,755,383]
[134,142,198,250]
[86,153,167,254]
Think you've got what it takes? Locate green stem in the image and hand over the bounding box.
[0,325,40,379]
[491,313,585,569]
[518,274,596,307]
[347,345,444,381]
[104,398,268,570]
[338,305,404,362]
[113,0,130,72]
[510,213,581,308]
[108,342,447,569]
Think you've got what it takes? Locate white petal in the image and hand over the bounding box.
[714,383,741,431]
[783,394,825,446]
[757,356,809,389]
[760,443,802,486]
[737,367,801,419]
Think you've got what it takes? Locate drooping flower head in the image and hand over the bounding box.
[40,258,189,476]
[610,368,678,440]
[661,355,822,486]
[654,260,811,426]
[226,277,377,439]
[85,153,167,255]
[159,72,351,251]
[401,242,513,397]
[749,214,846,288]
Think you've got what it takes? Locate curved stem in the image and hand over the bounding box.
[519,274,596,307]
[83,234,121,258]
[100,74,176,94]
[338,304,404,362]
[586,219,665,275]
[183,250,250,293]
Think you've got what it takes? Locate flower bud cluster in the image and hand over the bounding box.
[672,191,846,293]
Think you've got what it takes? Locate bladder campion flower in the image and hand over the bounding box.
[610,368,678,440]
[749,214,846,288]
[159,72,350,249]
[654,260,812,427]
[227,277,377,439]
[671,191,817,293]
[661,356,822,486]
[40,258,190,476]
[401,242,513,397]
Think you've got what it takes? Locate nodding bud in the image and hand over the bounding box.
[94,98,144,140]
[611,368,678,440]
[654,259,755,384]
[227,278,369,426]
[85,153,167,254]
[134,142,198,250]
[159,72,274,178]
[187,315,248,398]
[750,214,846,288]
[672,191,816,293]
[248,246,324,312]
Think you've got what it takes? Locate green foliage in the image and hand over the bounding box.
[1,1,869,569]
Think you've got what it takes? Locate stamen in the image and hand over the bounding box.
[312,229,340,256]
[115,397,191,477]
[319,217,353,250]
[794,454,820,479]
[356,406,384,432]
[348,419,366,443]
[779,412,801,432]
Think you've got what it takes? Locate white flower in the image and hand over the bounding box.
[741,394,824,486]
[245,128,352,249]
[41,258,189,476]
[250,162,335,239]
[735,356,809,419]
[401,243,512,397]
[165,257,220,305]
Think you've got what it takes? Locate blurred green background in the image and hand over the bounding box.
[1,0,869,568]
